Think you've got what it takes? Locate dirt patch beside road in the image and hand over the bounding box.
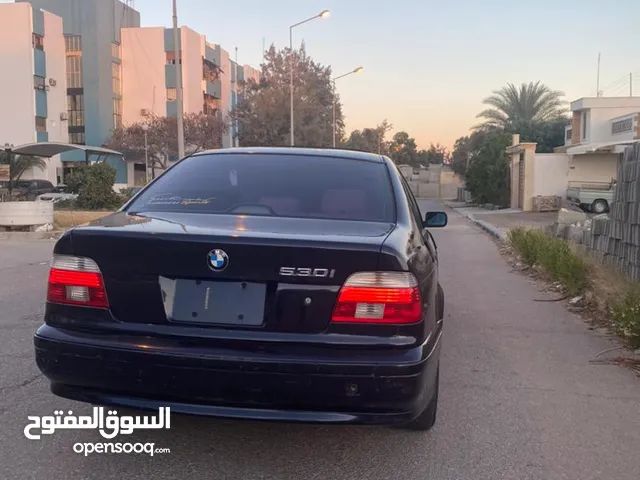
[54,210,113,229]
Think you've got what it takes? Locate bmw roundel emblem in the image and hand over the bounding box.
[207,249,229,271]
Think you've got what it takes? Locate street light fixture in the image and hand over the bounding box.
[332,66,364,148]
[289,9,330,146]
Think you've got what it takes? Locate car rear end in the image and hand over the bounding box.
[34,149,440,425]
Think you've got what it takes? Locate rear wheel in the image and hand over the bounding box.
[402,366,439,431]
[591,199,608,214]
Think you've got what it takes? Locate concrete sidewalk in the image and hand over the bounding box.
[444,202,562,242]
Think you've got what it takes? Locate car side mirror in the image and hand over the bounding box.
[423,211,447,228]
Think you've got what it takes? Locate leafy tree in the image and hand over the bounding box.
[389,131,420,166]
[75,163,123,210]
[450,130,490,177]
[464,131,512,206]
[231,43,341,147]
[476,81,566,131]
[105,112,227,176]
[342,120,393,155]
[425,143,449,165]
[514,117,568,153]
[0,151,47,195]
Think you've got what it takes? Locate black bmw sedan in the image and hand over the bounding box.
[34,147,447,431]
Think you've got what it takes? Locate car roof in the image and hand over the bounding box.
[190,147,386,164]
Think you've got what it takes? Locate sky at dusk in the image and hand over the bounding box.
[4,0,640,148]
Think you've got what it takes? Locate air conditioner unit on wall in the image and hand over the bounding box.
[60,112,68,121]
[49,78,57,87]
[140,109,150,117]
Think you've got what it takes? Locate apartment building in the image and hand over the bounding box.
[18,0,141,184]
[0,2,68,184]
[121,26,260,149]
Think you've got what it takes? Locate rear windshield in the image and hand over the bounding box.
[127,153,396,223]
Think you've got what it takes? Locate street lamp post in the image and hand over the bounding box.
[172,0,185,159]
[332,66,363,148]
[141,124,150,184]
[289,9,330,147]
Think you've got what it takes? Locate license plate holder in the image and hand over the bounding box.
[159,277,266,326]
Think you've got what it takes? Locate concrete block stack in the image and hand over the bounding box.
[589,143,640,281]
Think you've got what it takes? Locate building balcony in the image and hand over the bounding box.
[166,100,177,117]
[35,90,47,118]
[165,64,182,89]
[204,44,221,65]
[34,48,46,77]
[205,79,221,99]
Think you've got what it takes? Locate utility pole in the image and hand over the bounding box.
[596,52,601,96]
[172,0,185,159]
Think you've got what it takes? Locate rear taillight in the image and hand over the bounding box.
[46,255,109,308]
[331,272,422,324]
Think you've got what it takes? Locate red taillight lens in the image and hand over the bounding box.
[331,272,422,324]
[46,255,109,308]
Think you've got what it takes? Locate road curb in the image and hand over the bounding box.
[466,214,508,243]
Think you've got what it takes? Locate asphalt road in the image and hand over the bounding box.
[1,202,639,480]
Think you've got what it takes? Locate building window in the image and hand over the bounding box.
[112,62,121,95]
[67,93,85,127]
[113,98,122,128]
[33,34,44,50]
[65,35,82,53]
[581,111,589,140]
[612,117,633,135]
[35,116,47,132]
[69,132,85,144]
[167,88,177,101]
[565,128,572,141]
[111,42,121,59]
[66,56,83,88]
[34,75,46,90]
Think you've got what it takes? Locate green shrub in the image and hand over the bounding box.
[76,163,123,210]
[508,227,589,296]
[610,289,640,349]
[64,167,87,194]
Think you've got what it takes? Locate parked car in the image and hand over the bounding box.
[34,147,447,431]
[37,185,78,203]
[0,179,55,201]
[566,180,615,214]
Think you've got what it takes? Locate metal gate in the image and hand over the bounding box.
[518,153,525,208]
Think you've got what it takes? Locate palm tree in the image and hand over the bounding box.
[475,81,567,131]
[0,151,47,195]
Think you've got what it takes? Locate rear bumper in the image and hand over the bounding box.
[34,324,442,426]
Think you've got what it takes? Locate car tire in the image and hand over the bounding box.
[401,366,439,431]
[591,199,608,214]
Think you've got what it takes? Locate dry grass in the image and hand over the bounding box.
[54,210,113,229]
